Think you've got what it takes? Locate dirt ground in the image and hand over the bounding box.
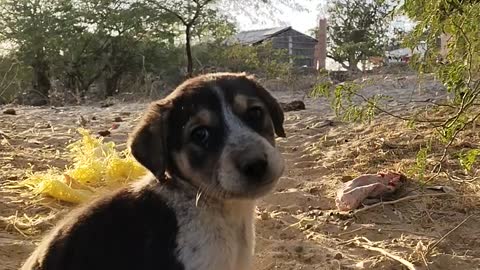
[1,74,480,270]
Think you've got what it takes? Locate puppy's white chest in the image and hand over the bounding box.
[174,200,255,270]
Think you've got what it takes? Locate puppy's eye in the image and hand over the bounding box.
[191,127,210,146]
[246,107,263,120]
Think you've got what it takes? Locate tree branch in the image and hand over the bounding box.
[150,2,188,25]
[187,0,214,26]
[327,54,350,70]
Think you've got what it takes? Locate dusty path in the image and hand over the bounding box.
[1,74,480,269]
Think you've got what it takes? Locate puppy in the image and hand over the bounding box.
[21,72,286,270]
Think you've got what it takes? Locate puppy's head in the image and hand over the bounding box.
[129,73,285,199]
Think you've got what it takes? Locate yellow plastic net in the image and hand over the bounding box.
[21,128,147,204]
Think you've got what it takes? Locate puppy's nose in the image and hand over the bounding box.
[239,158,268,180]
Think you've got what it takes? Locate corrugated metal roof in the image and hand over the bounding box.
[226,26,291,45]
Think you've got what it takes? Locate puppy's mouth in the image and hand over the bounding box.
[235,178,279,198]
[217,174,281,199]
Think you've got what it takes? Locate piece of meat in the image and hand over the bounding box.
[335,172,406,211]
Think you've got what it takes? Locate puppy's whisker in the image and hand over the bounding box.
[195,189,203,207]
[196,183,215,206]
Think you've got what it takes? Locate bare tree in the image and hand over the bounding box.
[148,0,214,77]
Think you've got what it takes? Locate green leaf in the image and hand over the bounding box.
[459,149,480,172]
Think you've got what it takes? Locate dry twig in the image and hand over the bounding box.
[427,214,473,254]
[420,251,431,270]
[353,192,452,215]
[0,130,10,139]
[361,245,417,270]
[338,225,433,238]
[355,238,418,270]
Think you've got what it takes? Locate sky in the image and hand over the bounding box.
[233,0,323,33]
[230,0,416,35]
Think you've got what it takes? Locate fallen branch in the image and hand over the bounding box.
[420,250,431,270]
[358,241,418,270]
[427,214,473,254]
[283,217,316,231]
[353,192,452,215]
[338,225,433,238]
[0,130,10,139]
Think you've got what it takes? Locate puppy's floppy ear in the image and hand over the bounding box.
[129,101,171,180]
[246,75,286,137]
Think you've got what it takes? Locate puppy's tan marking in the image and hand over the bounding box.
[194,109,215,127]
[173,151,204,189]
[182,109,216,132]
[232,94,266,115]
[233,94,248,113]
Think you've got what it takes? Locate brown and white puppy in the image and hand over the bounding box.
[21,72,286,270]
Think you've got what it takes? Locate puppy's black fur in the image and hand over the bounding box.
[22,185,184,270]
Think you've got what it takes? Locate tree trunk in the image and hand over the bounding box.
[185,25,193,78]
[79,68,106,99]
[32,58,51,98]
[105,72,122,97]
[348,58,361,73]
[349,65,361,73]
[22,57,51,106]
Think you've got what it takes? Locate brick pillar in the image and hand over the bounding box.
[315,18,327,70]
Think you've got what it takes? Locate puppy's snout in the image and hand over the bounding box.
[240,158,268,180]
[233,148,269,180]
